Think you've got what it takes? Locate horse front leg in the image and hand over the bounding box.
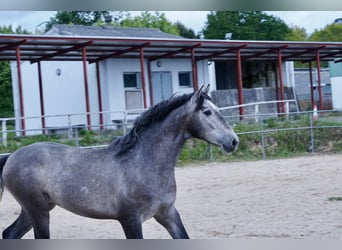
[119,217,143,239]
[154,206,189,239]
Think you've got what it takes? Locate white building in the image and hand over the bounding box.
[330,60,342,109]
[10,25,211,134]
[8,26,337,136]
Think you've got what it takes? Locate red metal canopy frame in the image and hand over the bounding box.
[0,34,341,134]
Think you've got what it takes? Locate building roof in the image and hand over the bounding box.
[0,25,341,64]
[46,24,184,40]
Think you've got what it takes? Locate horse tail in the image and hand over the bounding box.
[0,154,10,202]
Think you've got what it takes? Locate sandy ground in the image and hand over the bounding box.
[1,153,342,239]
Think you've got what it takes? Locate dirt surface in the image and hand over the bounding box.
[1,154,342,239]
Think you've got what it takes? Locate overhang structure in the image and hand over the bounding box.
[0,34,341,134]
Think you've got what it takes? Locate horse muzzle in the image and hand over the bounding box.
[221,136,239,153]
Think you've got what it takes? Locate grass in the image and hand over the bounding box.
[328,197,342,202]
[1,113,342,164]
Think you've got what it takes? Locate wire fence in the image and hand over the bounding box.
[1,103,342,160]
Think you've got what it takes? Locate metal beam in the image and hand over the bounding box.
[301,47,340,63]
[191,48,199,91]
[277,49,285,114]
[31,41,93,64]
[140,48,147,108]
[236,49,244,120]
[89,42,150,64]
[283,46,326,60]
[197,44,247,61]
[95,62,104,130]
[243,45,288,61]
[82,47,91,129]
[149,43,201,61]
[37,61,46,134]
[147,60,154,106]
[316,50,323,110]
[16,46,25,136]
[0,39,26,51]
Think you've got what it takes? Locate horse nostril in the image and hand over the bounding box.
[232,138,238,147]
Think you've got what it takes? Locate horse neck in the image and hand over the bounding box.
[138,106,189,168]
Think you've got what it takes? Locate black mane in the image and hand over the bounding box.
[109,93,194,156]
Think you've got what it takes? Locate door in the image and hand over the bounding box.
[152,72,173,105]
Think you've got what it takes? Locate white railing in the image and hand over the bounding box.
[0,100,297,147]
[218,99,298,122]
[0,109,147,147]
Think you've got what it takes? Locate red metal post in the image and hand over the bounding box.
[191,48,199,91]
[277,49,285,114]
[236,49,244,120]
[273,63,280,114]
[139,48,147,108]
[37,61,46,134]
[316,50,323,110]
[16,46,25,136]
[147,60,154,106]
[82,47,91,129]
[95,62,104,130]
[308,61,315,109]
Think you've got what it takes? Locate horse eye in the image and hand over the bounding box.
[203,110,212,116]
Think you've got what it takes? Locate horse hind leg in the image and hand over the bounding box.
[154,206,189,239]
[3,209,32,239]
[23,200,55,239]
[12,195,55,239]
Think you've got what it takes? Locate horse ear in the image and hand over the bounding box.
[191,85,204,104]
[204,84,210,95]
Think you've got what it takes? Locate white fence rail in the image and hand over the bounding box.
[218,99,298,122]
[0,109,147,147]
[0,99,299,148]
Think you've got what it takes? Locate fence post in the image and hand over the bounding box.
[254,104,259,123]
[260,117,266,160]
[309,112,315,153]
[67,115,73,141]
[1,119,7,147]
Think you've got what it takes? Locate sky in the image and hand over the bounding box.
[0,11,341,35]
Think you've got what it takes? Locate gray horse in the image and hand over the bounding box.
[0,86,238,239]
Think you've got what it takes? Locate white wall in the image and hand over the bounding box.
[11,57,210,134]
[283,61,295,88]
[149,58,199,95]
[331,76,342,109]
[11,61,98,134]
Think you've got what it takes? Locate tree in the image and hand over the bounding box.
[0,25,29,117]
[175,21,200,39]
[121,11,180,36]
[286,26,308,41]
[202,11,290,41]
[45,11,110,31]
[309,23,342,42]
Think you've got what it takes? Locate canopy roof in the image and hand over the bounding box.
[0,33,341,64]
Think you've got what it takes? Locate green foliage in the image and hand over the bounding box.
[121,11,180,36]
[0,61,13,117]
[2,115,342,163]
[309,23,342,42]
[286,26,308,41]
[175,21,200,39]
[45,11,110,31]
[328,197,342,201]
[0,25,29,118]
[202,11,290,40]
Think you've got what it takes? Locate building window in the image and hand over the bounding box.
[123,72,142,89]
[178,72,192,87]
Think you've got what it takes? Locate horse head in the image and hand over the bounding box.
[185,85,239,153]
